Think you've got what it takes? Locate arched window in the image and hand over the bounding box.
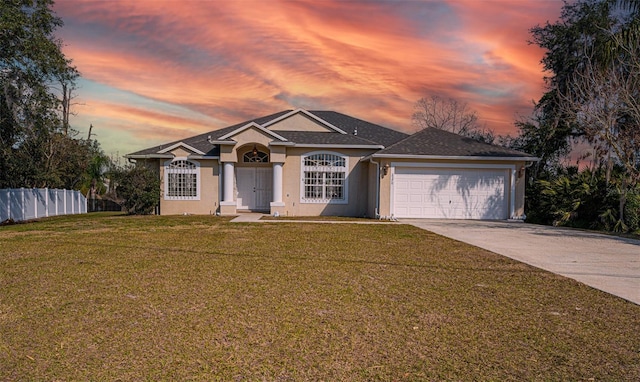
[301,152,348,203]
[165,159,199,200]
[243,150,269,163]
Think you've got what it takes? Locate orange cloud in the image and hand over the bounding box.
[54,0,564,155]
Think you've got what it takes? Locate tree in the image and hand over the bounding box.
[559,44,640,224]
[0,0,81,188]
[78,135,111,199]
[509,112,572,177]
[527,0,640,166]
[520,0,640,231]
[547,1,640,225]
[117,164,160,215]
[411,95,495,142]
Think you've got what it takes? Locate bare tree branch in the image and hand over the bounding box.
[411,95,480,134]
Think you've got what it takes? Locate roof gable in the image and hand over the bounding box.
[218,122,288,141]
[157,142,205,155]
[263,109,347,134]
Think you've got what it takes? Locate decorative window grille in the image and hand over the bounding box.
[165,159,199,199]
[243,150,269,163]
[301,153,347,203]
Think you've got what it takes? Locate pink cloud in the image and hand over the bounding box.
[53,0,564,154]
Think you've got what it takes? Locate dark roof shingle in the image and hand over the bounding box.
[309,111,409,147]
[273,131,382,146]
[376,128,535,158]
[127,110,407,157]
[127,110,292,157]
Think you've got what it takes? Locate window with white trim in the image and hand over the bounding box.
[301,152,348,203]
[165,159,199,200]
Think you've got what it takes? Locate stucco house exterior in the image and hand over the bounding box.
[126,109,537,219]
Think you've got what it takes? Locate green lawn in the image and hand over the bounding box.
[1,213,639,380]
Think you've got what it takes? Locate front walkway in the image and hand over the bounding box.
[230,213,265,223]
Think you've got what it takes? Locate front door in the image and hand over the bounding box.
[236,167,272,211]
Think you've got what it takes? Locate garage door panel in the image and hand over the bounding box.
[395,194,409,203]
[393,167,508,219]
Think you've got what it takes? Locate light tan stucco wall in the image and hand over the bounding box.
[220,128,278,163]
[376,158,528,219]
[515,162,526,217]
[219,144,236,163]
[269,145,286,163]
[268,113,333,132]
[367,160,379,218]
[377,158,393,218]
[171,147,193,158]
[159,156,220,216]
[278,148,375,217]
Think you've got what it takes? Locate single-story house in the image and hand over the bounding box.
[126,109,537,219]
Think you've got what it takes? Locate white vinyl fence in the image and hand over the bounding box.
[0,188,87,222]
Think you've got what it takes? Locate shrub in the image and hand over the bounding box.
[624,191,640,232]
[117,165,160,215]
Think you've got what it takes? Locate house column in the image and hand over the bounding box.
[272,162,284,203]
[270,162,285,215]
[223,162,234,202]
[220,162,237,215]
[509,166,517,219]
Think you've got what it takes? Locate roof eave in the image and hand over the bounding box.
[292,144,384,149]
[269,141,296,147]
[124,154,175,159]
[187,155,220,160]
[372,154,540,161]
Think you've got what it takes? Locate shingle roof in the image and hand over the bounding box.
[127,110,535,160]
[127,110,408,157]
[376,128,536,158]
[127,110,291,157]
[308,111,409,147]
[272,131,382,146]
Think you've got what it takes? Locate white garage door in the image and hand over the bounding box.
[393,167,509,219]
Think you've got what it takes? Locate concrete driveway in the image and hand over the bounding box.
[402,219,640,305]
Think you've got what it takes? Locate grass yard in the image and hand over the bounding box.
[1,214,639,380]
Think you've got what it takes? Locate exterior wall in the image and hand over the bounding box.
[153,145,528,219]
[214,114,373,216]
[270,145,286,163]
[367,160,380,218]
[377,158,393,218]
[278,147,375,217]
[377,158,528,219]
[514,162,527,217]
[219,144,236,163]
[158,149,220,215]
[220,128,274,163]
[170,147,193,158]
[268,113,333,132]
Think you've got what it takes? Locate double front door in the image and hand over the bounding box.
[236,167,272,211]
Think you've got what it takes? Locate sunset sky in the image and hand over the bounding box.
[52,0,564,157]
